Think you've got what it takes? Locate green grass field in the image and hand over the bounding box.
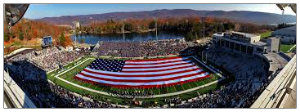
[259,31,296,53]
[47,56,224,107]
[260,31,272,39]
[280,44,296,53]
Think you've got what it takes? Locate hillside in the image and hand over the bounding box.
[35,9,296,25]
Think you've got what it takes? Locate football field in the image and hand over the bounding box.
[46,56,225,106]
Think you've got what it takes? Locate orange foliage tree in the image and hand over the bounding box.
[4,19,70,46]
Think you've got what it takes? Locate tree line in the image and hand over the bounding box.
[4,19,72,47]
[78,17,275,41]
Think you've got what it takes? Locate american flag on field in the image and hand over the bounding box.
[74,57,210,88]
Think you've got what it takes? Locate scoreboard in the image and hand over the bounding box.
[42,36,53,48]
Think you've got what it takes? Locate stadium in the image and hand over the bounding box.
[3,4,296,108]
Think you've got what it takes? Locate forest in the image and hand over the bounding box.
[4,16,275,49]
[4,19,72,47]
[78,17,275,41]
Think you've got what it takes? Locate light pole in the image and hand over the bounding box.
[122,19,126,42]
[155,18,158,41]
[122,22,125,42]
[202,17,205,38]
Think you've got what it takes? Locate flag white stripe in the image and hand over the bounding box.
[125,57,190,64]
[76,57,211,87]
[124,60,192,67]
[81,69,204,80]
[76,72,209,86]
[86,65,200,75]
[122,63,195,71]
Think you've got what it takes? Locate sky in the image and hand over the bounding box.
[24,4,296,19]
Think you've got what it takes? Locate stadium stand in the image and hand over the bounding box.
[172,48,270,108]
[3,36,294,108]
[4,71,36,108]
[251,55,296,108]
[7,47,85,72]
[93,39,192,57]
[4,47,125,108]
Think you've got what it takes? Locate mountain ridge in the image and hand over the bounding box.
[35,9,296,25]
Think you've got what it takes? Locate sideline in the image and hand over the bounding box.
[52,58,94,77]
[55,75,222,98]
[192,56,224,78]
[287,45,296,52]
[48,56,85,75]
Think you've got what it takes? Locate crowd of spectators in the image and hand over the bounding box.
[49,83,122,108]
[94,39,190,57]
[4,55,121,108]
[92,46,272,108]
[174,79,268,108]
[5,59,67,107]
[169,48,272,108]
[7,47,85,72]
[4,66,122,108]
[4,46,117,108]
[4,41,279,108]
[108,89,155,98]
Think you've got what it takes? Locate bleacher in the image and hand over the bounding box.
[251,55,296,108]
[4,71,36,108]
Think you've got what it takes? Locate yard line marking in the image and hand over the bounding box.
[53,58,94,77]
[288,45,296,52]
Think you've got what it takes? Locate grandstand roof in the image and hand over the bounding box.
[213,33,224,37]
[229,31,259,38]
[272,26,296,36]
[251,41,267,46]
[4,48,35,60]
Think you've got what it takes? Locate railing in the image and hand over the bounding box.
[251,54,296,108]
[4,71,36,108]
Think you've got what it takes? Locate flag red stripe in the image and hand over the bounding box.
[83,67,202,77]
[125,58,191,65]
[74,74,210,88]
[75,57,212,88]
[123,62,192,69]
[78,71,207,82]
[126,56,181,62]
[121,65,197,73]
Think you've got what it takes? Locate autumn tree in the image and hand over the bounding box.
[80,38,85,44]
[18,31,24,40]
[149,20,156,29]
[4,23,10,42]
[185,32,194,41]
[124,23,133,31]
[4,33,10,42]
[77,16,274,41]
[4,18,69,46]
[57,32,73,47]
[58,33,66,46]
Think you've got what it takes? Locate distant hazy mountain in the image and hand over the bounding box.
[35,9,296,25]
